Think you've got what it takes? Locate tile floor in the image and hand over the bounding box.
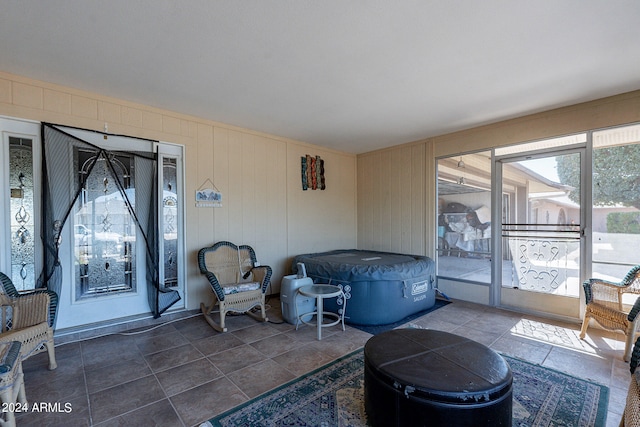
[13,297,631,426]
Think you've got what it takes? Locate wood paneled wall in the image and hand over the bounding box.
[358,142,428,255]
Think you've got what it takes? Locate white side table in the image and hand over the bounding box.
[296,284,346,340]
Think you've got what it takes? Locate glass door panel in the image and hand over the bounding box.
[500,151,583,298]
[162,157,178,288]
[0,118,41,291]
[436,151,492,283]
[157,142,185,308]
[9,137,36,289]
[73,150,136,299]
[591,124,640,304]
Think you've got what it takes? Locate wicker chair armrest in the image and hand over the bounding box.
[583,278,625,304]
[0,294,12,306]
[11,293,50,330]
[251,265,272,293]
[628,296,640,322]
[204,272,225,301]
[587,277,625,288]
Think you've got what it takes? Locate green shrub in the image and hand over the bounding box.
[607,212,640,233]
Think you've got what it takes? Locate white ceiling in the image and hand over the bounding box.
[1,1,640,154]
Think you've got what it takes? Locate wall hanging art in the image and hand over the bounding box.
[196,178,222,207]
[301,155,325,190]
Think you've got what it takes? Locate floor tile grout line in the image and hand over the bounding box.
[93,326,196,426]
[80,339,95,427]
[154,326,189,427]
[92,394,176,427]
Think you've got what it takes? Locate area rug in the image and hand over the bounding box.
[202,348,609,427]
[350,298,450,335]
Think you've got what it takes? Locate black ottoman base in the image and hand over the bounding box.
[365,366,512,426]
[364,329,512,427]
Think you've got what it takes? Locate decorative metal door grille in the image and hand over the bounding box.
[502,223,581,294]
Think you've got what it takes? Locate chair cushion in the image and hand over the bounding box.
[221,282,260,295]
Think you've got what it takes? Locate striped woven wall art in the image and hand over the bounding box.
[301,155,326,190]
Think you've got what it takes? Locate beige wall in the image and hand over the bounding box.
[357,142,430,255]
[0,71,357,311]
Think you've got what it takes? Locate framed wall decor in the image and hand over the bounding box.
[301,154,325,190]
[196,179,222,207]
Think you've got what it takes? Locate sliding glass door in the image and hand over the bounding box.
[498,150,583,297]
[436,124,640,319]
[495,133,586,316]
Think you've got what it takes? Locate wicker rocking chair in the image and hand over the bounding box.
[197,241,272,333]
[0,272,58,370]
[579,265,640,362]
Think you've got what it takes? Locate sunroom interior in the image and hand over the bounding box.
[1,2,640,426]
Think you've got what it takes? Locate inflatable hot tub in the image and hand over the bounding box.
[292,249,435,326]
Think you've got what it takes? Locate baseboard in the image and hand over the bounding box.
[53,308,200,346]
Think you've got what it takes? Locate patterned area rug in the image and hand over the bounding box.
[202,349,609,427]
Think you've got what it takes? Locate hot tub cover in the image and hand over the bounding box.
[293,250,431,282]
[292,249,435,325]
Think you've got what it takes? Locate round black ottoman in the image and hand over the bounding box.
[364,329,512,427]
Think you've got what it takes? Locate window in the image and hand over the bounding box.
[74,149,136,299]
[8,137,37,290]
[161,155,181,290]
[436,151,492,283]
[591,124,640,284]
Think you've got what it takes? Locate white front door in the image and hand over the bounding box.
[1,118,185,331]
[56,127,185,330]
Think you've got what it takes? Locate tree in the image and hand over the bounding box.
[556,144,640,209]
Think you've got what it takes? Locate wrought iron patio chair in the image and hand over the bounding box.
[579,265,640,362]
[197,241,272,332]
[0,272,58,370]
